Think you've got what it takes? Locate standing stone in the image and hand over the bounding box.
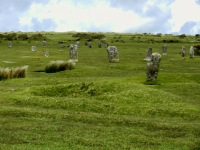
[146,52,161,82]
[69,44,78,62]
[60,43,65,48]
[42,39,46,48]
[105,42,109,48]
[85,41,88,46]
[76,41,80,47]
[98,41,101,48]
[189,46,194,58]
[45,51,49,57]
[31,46,36,51]
[144,47,152,61]
[162,45,167,55]
[181,46,186,59]
[8,41,12,48]
[107,46,119,62]
[88,41,92,48]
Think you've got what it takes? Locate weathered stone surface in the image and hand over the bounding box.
[69,44,78,62]
[162,45,167,55]
[189,46,194,58]
[146,52,161,82]
[144,47,152,61]
[31,46,36,51]
[8,41,12,48]
[181,46,186,59]
[107,46,119,62]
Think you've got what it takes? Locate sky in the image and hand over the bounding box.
[1,0,200,34]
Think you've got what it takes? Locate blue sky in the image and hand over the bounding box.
[1,0,200,34]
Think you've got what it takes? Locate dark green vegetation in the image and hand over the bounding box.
[0,32,200,150]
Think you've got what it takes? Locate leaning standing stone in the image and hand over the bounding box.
[107,46,119,62]
[146,52,161,82]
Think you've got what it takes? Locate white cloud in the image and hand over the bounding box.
[170,0,200,33]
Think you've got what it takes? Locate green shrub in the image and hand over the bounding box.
[45,60,75,73]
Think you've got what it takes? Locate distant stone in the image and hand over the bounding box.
[162,45,167,55]
[8,41,12,48]
[144,47,152,61]
[146,52,161,82]
[69,44,78,62]
[98,41,101,48]
[181,46,186,59]
[76,41,80,47]
[45,51,49,57]
[107,46,119,62]
[88,42,92,48]
[42,39,46,47]
[189,46,194,58]
[31,46,36,51]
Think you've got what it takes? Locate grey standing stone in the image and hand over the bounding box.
[8,41,12,48]
[31,46,36,51]
[162,45,167,55]
[69,44,78,62]
[189,46,194,58]
[45,51,49,57]
[76,41,80,47]
[144,47,152,61]
[98,41,101,48]
[88,42,92,48]
[146,52,161,82]
[107,46,119,62]
[181,46,186,59]
[42,39,46,47]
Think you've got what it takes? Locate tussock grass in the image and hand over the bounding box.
[0,66,28,80]
[45,60,75,73]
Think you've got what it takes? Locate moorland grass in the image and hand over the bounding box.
[0,32,200,150]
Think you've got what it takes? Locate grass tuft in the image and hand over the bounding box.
[0,66,28,80]
[45,60,75,73]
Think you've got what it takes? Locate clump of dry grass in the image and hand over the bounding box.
[45,60,75,73]
[0,66,28,80]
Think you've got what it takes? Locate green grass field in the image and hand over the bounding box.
[0,32,200,150]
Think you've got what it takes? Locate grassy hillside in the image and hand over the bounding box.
[0,32,200,150]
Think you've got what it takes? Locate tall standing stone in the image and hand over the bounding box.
[107,46,119,62]
[144,47,152,61]
[146,52,161,82]
[69,44,78,62]
[88,41,92,48]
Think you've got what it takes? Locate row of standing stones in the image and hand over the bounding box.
[7,40,196,82]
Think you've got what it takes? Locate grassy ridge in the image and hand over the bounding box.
[0,32,200,150]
